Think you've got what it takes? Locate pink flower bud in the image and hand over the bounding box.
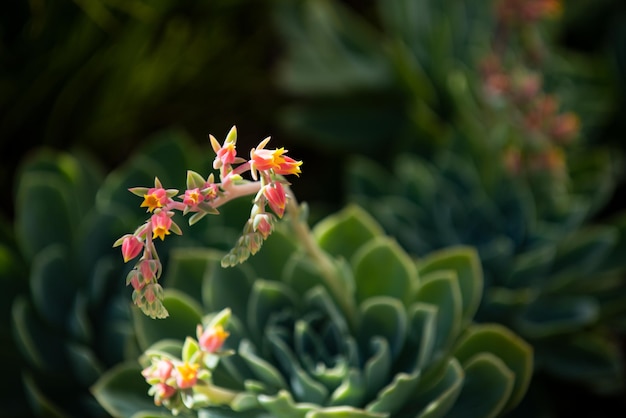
[263,182,286,218]
[253,214,273,239]
[183,188,203,208]
[196,324,230,353]
[121,235,143,263]
[154,383,176,403]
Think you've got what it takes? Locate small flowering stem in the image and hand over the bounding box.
[192,382,240,405]
[209,181,262,209]
[283,185,357,329]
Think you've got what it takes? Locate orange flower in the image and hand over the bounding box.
[141,188,168,212]
[175,361,199,389]
[151,212,172,241]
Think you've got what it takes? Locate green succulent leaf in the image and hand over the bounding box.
[307,406,388,418]
[358,297,407,359]
[445,353,514,418]
[410,358,464,418]
[267,331,329,405]
[203,252,255,320]
[352,237,416,306]
[414,272,462,356]
[417,246,483,326]
[328,369,366,407]
[22,372,69,418]
[15,172,76,261]
[163,248,216,306]
[548,228,617,286]
[363,337,392,401]
[12,296,68,372]
[453,324,533,412]
[29,244,77,329]
[67,343,104,387]
[257,390,315,418]
[275,0,390,94]
[507,246,555,288]
[246,228,298,280]
[239,339,288,390]
[536,332,622,384]
[516,295,599,338]
[91,362,161,418]
[247,280,298,343]
[313,204,384,262]
[365,371,421,415]
[133,289,203,351]
[404,303,438,373]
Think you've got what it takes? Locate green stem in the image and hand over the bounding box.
[283,184,357,330]
[193,382,240,405]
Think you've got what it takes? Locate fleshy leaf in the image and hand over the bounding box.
[257,389,316,418]
[516,295,599,338]
[203,251,255,320]
[365,371,421,415]
[267,331,329,405]
[358,296,407,359]
[29,244,77,329]
[239,339,288,390]
[91,362,161,418]
[306,406,388,418]
[352,237,415,306]
[133,289,203,351]
[410,358,464,418]
[536,332,622,384]
[454,324,533,412]
[416,246,482,326]
[245,228,298,281]
[414,272,462,355]
[247,280,298,343]
[313,204,384,262]
[163,248,215,305]
[363,337,392,401]
[15,172,76,261]
[445,353,514,418]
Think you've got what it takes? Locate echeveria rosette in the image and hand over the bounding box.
[10,129,253,418]
[93,205,532,418]
[345,151,626,398]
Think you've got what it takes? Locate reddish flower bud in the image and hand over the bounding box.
[121,235,143,262]
[196,324,230,353]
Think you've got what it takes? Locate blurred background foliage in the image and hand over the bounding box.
[2,0,626,417]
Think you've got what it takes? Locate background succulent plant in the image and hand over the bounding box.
[271,0,626,415]
[7,129,252,417]
[93,204,533,418]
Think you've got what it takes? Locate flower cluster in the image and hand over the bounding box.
[481,55,580,178]
[478,0,579,181]
[496,0,561,26]
[113,126,302,318]
[140,309,234,414]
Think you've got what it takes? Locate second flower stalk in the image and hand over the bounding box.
[113,125,302,318]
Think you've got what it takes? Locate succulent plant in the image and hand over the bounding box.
[93,203,533,418]
[272,0,626,414]
[9,129,252,417]
[345,150,626,396]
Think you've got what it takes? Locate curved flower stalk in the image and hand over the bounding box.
[94,130,533,417]
[8,129,270,418]
[113,126,302,319]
